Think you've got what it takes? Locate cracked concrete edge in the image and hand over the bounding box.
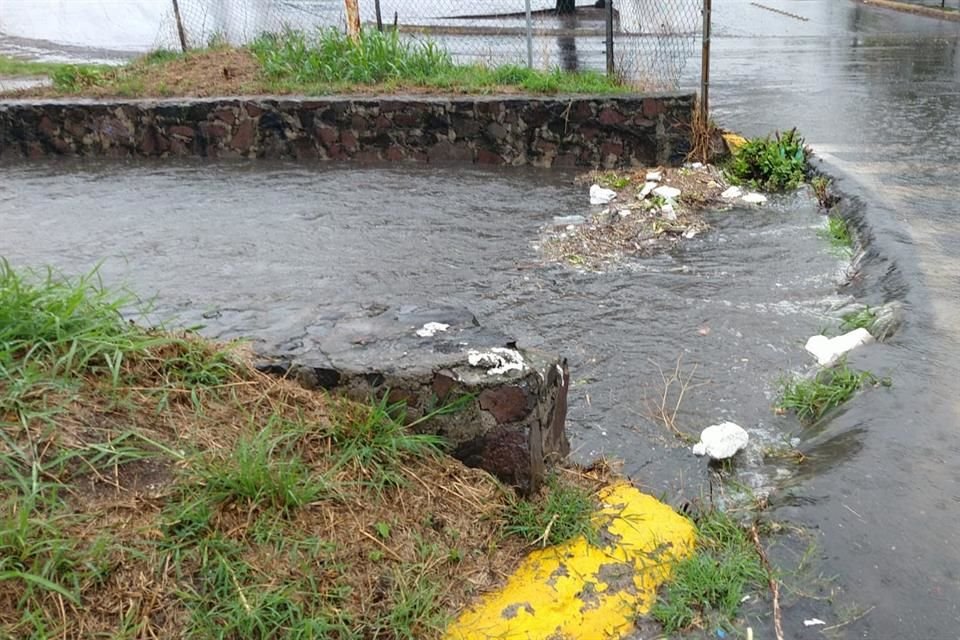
[443,482,696,640]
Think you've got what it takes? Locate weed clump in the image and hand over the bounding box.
[778,364,879,423]
[726,129,808,192]
[651,509,766,633]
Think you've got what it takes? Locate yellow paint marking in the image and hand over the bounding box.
[723,132,748,154]
[445,482,695,640]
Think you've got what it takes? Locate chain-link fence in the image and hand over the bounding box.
[160,0,702,90]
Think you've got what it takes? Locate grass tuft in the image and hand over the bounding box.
[651,509,766,633]
[778,363,877,423]
[840,307,877,332]
[505,474,597,547]
[818,215,853,254]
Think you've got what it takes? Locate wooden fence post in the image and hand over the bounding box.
[345,0,362,41]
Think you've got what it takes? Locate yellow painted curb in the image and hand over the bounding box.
[444,482,696,640]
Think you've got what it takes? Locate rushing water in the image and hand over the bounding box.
[3,0,960,637]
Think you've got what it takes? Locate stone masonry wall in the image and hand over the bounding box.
[0,93,694,168]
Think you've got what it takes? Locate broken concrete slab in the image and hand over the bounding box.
[254,304,570,494]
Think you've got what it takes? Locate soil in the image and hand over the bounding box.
[540,164,731,269]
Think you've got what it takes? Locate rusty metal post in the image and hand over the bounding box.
[345,0,361,42]
[171,0,188,53]
[700,0,712,130]
[605,0,615,76]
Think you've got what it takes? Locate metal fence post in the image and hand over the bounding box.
[525,0,534,68]
[171,0,188,52]
[700,0,712,128]
[605,0,615,77]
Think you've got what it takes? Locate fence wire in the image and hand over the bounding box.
[155,0,699,90]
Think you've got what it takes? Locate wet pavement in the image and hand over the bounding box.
[3,0,960,637]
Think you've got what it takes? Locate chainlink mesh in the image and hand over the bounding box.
[159,0,701,90]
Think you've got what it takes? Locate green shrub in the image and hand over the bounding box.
[727,129,808,192]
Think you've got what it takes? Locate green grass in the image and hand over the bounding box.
[841,307,877,332]
[778,364,877,423]
[651,509,767,634]
[505,474,597,546]
[819,215,853,254]
[252,28,628,95]
[195,413,329,513]
[726,128,808,192]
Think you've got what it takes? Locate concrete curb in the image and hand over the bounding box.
[855,0,960,22]
[444,482,695,640]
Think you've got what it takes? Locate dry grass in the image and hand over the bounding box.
[641,355,709,443]
[1,328,528,638]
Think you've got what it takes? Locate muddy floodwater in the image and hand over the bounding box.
[4,0,960,637]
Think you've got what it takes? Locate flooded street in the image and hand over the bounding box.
[3,0,960,636]
[706,1,960,636]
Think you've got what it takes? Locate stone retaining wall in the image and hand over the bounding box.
[0,93,694,168]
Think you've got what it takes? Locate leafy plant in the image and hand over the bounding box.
[726,129,808,192]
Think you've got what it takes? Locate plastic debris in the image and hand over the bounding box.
[805,328,874,367]
[467,347,526,375]
[638,181,658,199]
[803,619,826,627]
[645,170,663,182]
[692,422,749,459]
[553,214,586,226]
[415,322,449,337]
[721,186,743,199]
[653,185,682,200]
[742,192,768,205]
[683,228,698,239]
[661,203,677,220]
[590,184,617,205]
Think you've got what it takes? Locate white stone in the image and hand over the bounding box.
[415,322,449,337]
[653,185,682,200]
[804,328,874,367]
[683,228,698,239]
[720,186,743,199]
[618,209,632,218]
[638,181,658,199]
[661,204,677,221]
[742,192,768,204]
[467,347,526,375]
[645,171,662,182]
[692,422,749,460]
[590,184,617,205]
